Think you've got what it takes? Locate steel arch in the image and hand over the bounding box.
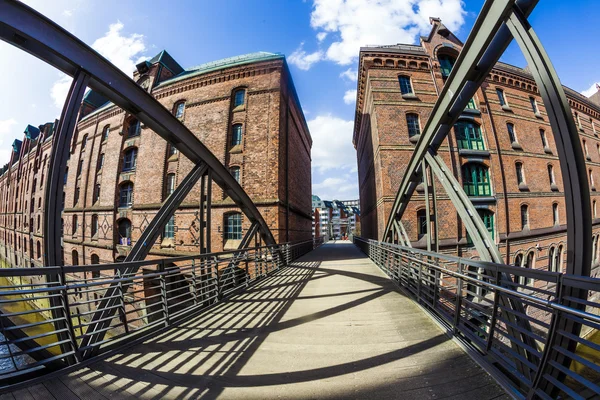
[381,0,591,396]
[0,0,277,357]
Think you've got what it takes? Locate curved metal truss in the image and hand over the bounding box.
[0,1,278,359]
[382,0,592,397]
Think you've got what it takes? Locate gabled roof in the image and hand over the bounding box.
[12,139,22,155]
[23,124,40,140]
[83,90,110,109]
[148,50,184,75]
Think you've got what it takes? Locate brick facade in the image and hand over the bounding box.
[0,50,312,269]
[354,19,600,277]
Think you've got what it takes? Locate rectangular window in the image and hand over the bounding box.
[466,98,477,110]
[398,76,412,95]
[128,120,141,137]
[234,90,245,107]
[540,130,548,147]
[97,153,104,171]
[163,216,175,238]
[406,114,420,137]
[496,89,506,106]
[231,125,243,146]
[165,174,175,197]
[225,213,242,240]
[516,163,524,184]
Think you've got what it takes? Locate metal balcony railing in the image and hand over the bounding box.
[0,238,324,388]
[354,237,600,399]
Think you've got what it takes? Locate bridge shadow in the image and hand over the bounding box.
[52,242,505,399]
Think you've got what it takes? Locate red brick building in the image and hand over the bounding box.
[354,18,600,276]
[0,50,313,269]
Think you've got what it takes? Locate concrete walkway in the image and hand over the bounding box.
[4,241,509,400]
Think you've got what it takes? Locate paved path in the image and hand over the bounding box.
[4,241,509,400]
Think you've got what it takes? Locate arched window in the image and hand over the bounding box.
[118,219,132,246]
[514,253,523,267]
[163,216,175,239]
[548,165,555,185]
[97,153,104,171]
[233,89,245,107]
[594,200,597,218]
[520,204,529,230]
[540,129,548,148]
[93,183,100,203]
[373,58,382,66]
[230,166,240,183]
[507,123,517,143]
[77,159,84,177]
[231,124,243,146]
[438,54,455,78]
[520,252,535,286]
[417,209,427,239]
[72,215,78,234]
[81,134,88,150]
[406,114,420,138]
[583,139,589,158]
[36,241,41,259]
[72,250,79,266]
[119,182,133,207]
[91,254,100,264]
[553,203,559,225]
[29,238,33,258]
[74,186,80,205]
[37,215,40,231]
[165,173,176,198]
[515,162,525,185]
[123,148,138,171]
[590,169,596,189]
[128,118,141,137]
[529,97,539,114]
[23,238,27,253]
[385,59,394,67]
[91,214,98,237]
[497,88,507,107]
[466,97,477,110]
[225,213,242,240]
[168,144,178,157]
[102,125,110,141]
[398,76,412,95]
[174,101,185,119]
[462,163,491,196]
[455,121,484,150]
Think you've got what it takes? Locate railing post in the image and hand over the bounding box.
[453,261,463,334]
[58,266,80,363]
[116,268,129,334]
[417,254,423,304]
[191,259,199,305]
[213,256,221,301]
[158,261,169,326]
[485,269,501,353]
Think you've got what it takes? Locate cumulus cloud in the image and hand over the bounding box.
[313,176,358,200]
[309,114,356,173]
[288,42,324,71]
[582,82,600,98]
[317,32,328,42]
[343,89,357,104]
[340,68,358,82]
[50,21,147,109]
[0,119,18,166]
[303,0,466,66]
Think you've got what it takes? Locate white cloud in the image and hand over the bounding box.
[62,9,73,17]
[308,0,466,66]
[51,75,72,109]
[309,114,356,173]
[288,43,324,71]
[582,82,600,98]
[317,32,328,42]
[340,68,358,82]
[313,176,358,200]
[343,89,357,104]
[49,21,148,109]
[0,119,18,166]
[92,21,147,74]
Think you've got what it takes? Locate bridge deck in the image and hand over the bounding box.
[4,241,508,400]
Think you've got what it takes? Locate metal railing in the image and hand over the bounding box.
[0,238,324,387]
[354,237,600,399]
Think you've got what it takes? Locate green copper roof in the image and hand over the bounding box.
[148,50,184,75]
[83,90,110,109]
[156,51,284,89]
[23,125,40,140]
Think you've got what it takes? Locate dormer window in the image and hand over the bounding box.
[174,102,185,119]
[234,89,245,107]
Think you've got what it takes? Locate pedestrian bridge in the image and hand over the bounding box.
[1,241,507,399]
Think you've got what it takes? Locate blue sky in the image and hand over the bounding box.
[1,0,599,201]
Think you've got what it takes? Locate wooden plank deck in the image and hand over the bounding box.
[4,241,509,399]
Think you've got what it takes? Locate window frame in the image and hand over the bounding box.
[520,204,529,230]
[406,113,421,138]
[231,124,243,147]
[119,182,134,208]
[398,75,413,95]
[455,120,485,150]
[122,147,138,172]
[224,213,243,240]
[462,163,492,196]
[496,88,507,107]
[233,89,246,107]
[174,101,185,119]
